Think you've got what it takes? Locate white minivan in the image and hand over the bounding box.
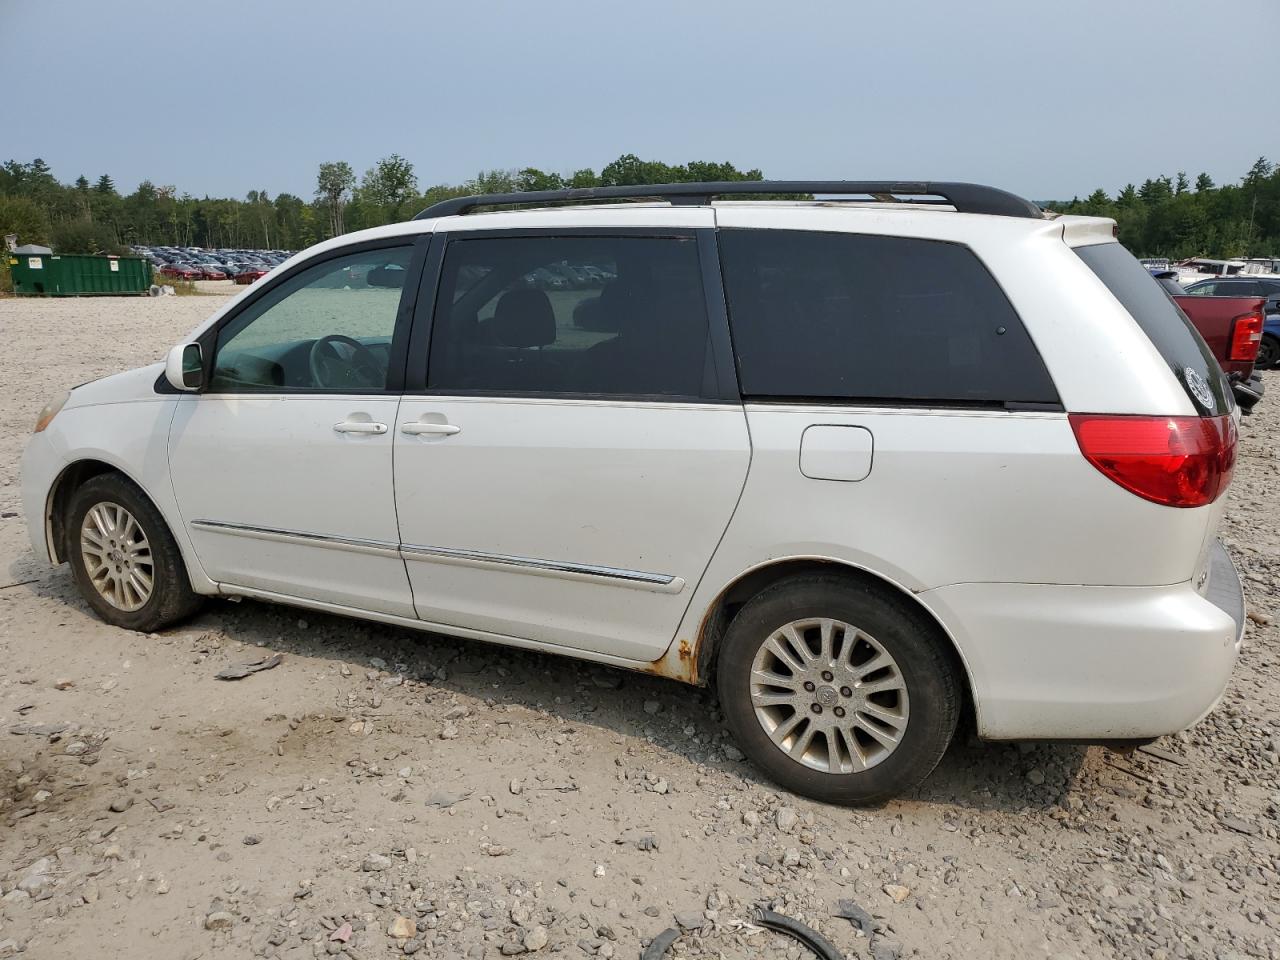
[21,181,1245,803]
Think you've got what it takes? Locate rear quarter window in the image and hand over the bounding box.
[718,229,1058,407]
[1074,242,1231,415]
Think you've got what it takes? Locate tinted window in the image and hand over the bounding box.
[1074,242,1230,414]
[211,245,413,392]
[1184,282,1218,296]
[427,236,714,398]
[718,229,1057,406]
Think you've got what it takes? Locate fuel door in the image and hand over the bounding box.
[799,425,874,482]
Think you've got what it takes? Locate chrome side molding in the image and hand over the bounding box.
[399,543,685,593]
[190,520,684,594]
[189,520,402,558]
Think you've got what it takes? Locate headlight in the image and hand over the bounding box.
[34,392,69,433]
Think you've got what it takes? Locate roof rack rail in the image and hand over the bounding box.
[412,180,1043,221]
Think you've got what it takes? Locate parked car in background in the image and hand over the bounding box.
[158,263,200,281]
[233,266,269,284]
[1265,315,1280,369]
[1151,271,1265,411]
[1183,277,1280,369]
[30,181,1244,805]
[199,266,227,281]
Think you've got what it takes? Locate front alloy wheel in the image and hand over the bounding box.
[67,473,202,632]
[80,501,154,611]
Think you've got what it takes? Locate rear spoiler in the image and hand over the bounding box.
[1059,217,1118,248]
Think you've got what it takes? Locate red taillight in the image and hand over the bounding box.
[1069,414,1237,508]
[1228,311,1263,362]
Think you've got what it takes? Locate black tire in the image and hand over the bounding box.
[716,574,960,805]
[66,473,202,632]
[1257,334,1280,370]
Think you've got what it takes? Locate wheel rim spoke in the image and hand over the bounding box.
[787,722,817,761]
[855,712,905,750]
[857,676,906,696]
[818,618,837,661]
[767,711,805,747]
[835,726,868,772]
[750,616,910,774]
[80,501,153,613]
[764,633,806,675]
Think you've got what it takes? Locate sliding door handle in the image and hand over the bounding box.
[401,421,461,436]
[333,420,388,435]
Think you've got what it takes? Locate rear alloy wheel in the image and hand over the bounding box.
[1257,334,1280,370]
[67,473,202,632]
[717,574,960,805]
[749,617,910,774]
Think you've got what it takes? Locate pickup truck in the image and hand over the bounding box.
[1152,271,1265,413]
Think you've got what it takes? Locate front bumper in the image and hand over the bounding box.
[19,430,59,565]
[920,543,1244,740]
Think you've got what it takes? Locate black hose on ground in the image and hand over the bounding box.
[752,907,846,960]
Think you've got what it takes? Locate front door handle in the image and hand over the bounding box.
[334,420,388,435]
[401,421,461,436]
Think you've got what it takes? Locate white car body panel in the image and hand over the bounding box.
[392,397,750,662]
[167,394,413,617]
[18,201,1243,746]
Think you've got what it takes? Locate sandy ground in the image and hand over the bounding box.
[0,293,1278,960]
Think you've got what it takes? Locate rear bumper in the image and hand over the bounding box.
[1232,372,1265,413]
[920,543,1243,740]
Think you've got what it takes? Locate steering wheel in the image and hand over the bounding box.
[308,335,384,389]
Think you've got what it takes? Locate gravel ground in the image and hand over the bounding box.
[0,293,1277,960]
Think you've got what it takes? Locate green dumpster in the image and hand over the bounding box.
[8,253,152,296]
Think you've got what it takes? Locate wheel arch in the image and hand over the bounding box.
[681,557,978,726]
[45,459,158,564]
[46,459,124,563]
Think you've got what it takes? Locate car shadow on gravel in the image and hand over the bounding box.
[15,565,1088,813]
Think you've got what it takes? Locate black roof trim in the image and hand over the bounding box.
[413,181,1043,221]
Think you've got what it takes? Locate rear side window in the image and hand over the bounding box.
[718,229,1058,406]
[427,235,714,399]
[1074,242,1230,415]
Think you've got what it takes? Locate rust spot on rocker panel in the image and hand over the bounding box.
[638,638,700,684]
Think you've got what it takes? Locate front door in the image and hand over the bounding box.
[168,241,419,616]
[393,227,751,662]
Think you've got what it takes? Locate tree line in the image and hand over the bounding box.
[1046,157,1279,260]
[0,154,763,261]
[3,152,1278,273]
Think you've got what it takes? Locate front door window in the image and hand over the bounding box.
[210,246,413,393]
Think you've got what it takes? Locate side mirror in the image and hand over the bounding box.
[165,342,204,391]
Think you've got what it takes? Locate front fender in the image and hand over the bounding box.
[22,398,217,594]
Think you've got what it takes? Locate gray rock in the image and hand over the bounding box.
[522,926,548,951]
[204,911,235,930]
[643,700,662,715]
[362,853,392,872]
[108,796,133,813]
[775,806,799,833]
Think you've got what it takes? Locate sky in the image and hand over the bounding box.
[5,0,1278,203]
